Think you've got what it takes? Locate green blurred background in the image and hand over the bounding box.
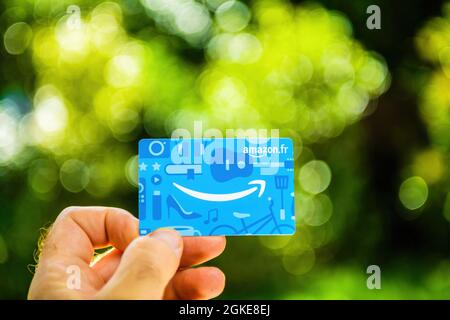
[0,0,449,299]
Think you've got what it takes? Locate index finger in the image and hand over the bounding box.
[41,206,139,264]
[181,236,226,267]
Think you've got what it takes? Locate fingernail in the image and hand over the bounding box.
[150,229,182,257]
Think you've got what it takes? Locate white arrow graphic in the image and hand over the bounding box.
[172,180,266,202]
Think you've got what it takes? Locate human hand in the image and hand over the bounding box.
[28,207,226,300]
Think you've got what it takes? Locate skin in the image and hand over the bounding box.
[28,206,226,300]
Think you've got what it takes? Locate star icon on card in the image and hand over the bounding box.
[139,162,147,171]
[152,162,161,171]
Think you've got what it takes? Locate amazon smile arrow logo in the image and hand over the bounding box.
[172,180,266,202]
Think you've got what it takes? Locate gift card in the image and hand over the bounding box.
[138,138,295,236]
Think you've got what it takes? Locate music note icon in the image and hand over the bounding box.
[204,208,219,224]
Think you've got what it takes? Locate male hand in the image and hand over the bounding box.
[28,207,226,299]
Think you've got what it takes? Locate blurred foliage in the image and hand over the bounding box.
[0,0,449,299]
[401,4,450,221]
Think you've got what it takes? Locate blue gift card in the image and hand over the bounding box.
[138,138,295,236]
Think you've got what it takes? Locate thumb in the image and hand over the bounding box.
[96,229,183,300]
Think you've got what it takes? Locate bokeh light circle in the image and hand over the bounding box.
[282,246,316,276]
[106,54,141,88]
[0,107,21,164]
[259,235,291,250]
[399,176,429,210]
[208,32,262,64]
[125,155,139,187]
[28,159,59,194]
[3,22,33,55]
[34,96,68,134]
[302,194,333,226]
[60,159,90,193]
[175,2,211,35]
[216,1,251,33]
[299,160,332,194]
[412,149,445,184]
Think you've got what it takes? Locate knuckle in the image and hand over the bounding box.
[131,236,156,251]
[58,206,80,220]
[126,237,177,282]
[109,211,135,232]
[131,257,165,283]
[132,236,173,256]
